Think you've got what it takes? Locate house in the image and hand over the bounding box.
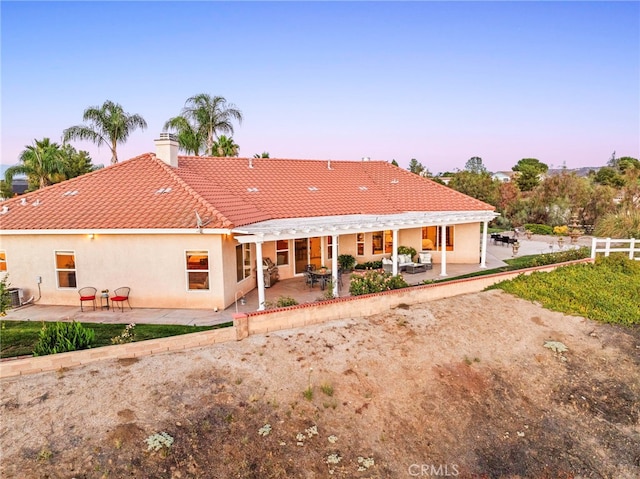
[491,171,514,183]
[0,134,498,311]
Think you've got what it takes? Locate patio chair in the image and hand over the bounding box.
[110,287,132,312]
[78,287,97,312]
[304,271,318,289]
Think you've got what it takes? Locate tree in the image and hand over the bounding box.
[60,144,99,179]
[464,156,487,174]
[164,94,243,156]
[448,171,498,205]
[63,100,147,165]
[408,158,425,176]
[162,116,204,155]
[593,167,624,188]
[4,138,65,191]
[213,135,239,157]
[391,159,399,167]
[253,152,270,158]
[512,158,548,192]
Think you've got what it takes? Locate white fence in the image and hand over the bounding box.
[591,237,639,260]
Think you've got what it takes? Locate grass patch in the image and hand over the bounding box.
[487,255,640,325]
[0,321,232,358]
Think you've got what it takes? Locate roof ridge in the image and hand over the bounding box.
[151,155,234,228]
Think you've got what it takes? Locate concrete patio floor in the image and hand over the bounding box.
[3,234,591,327]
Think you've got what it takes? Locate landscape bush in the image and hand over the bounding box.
[524,223,553,235]
[488,255,640,325]
[354,260,383,270]
[397,245,417,261]
[337,254,356,272]
[33,321,96,356]
[0,275,11,316]
[349,270,408,296]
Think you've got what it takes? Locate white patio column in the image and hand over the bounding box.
[255,241,266,311]
[440,225,448,277]
[331,234,339,298]
[392,229,399,275]
[480,220,488,268]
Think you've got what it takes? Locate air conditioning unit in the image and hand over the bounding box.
[8,288,24,308]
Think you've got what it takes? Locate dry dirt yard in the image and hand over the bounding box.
[1,289,639,479]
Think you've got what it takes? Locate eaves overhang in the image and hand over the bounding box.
[0,228,233,236]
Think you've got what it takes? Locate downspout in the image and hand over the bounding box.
[255,241,266,311]
[331,234,339,298]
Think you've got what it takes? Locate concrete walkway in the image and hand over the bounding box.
[2,234,591,327]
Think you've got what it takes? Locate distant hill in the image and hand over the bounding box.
[547,167,603,177]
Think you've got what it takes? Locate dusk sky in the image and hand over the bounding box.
[2,1,638,174]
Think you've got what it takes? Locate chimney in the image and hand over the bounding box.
[155,133,179,167]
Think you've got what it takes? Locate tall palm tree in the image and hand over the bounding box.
[4,138,65,190]
[164,94,243,156]
[162,116,203,156]
[213,135,239,157]
[63,100,147,165]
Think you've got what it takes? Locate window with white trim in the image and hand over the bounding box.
[55,251,77,288]
[0,251,6,272]
[356,233,365,256]
[186,251,209,290]
[236,244,251,282]
[276,239,289,266]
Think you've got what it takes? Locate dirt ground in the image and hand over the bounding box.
[1,289,639,479]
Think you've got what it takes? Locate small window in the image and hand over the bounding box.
[236,244,251,282]
[384,230,393,254]
[356,233,365,256]
[0,251,6,272]
[186,251,209,290]
[327,236,333,260]
[55,251,77,288]
[276,239,289,266]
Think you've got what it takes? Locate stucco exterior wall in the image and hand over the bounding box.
[1,234,232,309]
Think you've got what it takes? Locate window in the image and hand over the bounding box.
[422,226,454,251]
[236,244,251,282]
[356,233,365,256]
[0,251,6,272]
[327,236,333,260]
[276,239,289,266]
[186,251,209,290]
[371,230,393,255]
[55,251,77,288]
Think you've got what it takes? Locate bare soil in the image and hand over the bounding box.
[1,289,639,479]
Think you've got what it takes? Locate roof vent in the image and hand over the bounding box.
[359,186,368,191]
[327,159,332,170]
[20,198,27,206]
[247,187,259,192]
[308,186,319,191]
[62,190,79,196]
[249,158,254,169]
[155,187,172,194]
[32,199,41,206]
[0,205,8,214]
[391,179,399,184]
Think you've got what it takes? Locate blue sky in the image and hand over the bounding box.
[2,1,638,174]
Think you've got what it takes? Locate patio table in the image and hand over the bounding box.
[310,270,332,290]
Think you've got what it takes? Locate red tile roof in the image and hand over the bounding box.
[0,154,494,231]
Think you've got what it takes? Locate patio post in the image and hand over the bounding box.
[392,229,399,276]
[480,220,488,268]
[440,224,448,277]
[255,240,266,310]
[331,234,339,298]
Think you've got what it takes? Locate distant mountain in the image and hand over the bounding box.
[547,167,603,177]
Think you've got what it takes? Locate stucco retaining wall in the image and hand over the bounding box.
[1,259,591,379]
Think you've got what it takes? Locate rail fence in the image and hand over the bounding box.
[590,237,639,260]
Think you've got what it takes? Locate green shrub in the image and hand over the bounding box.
[33,321,95,356]
[397,245,417,261]
[276,296,298,308]
[553,225,569,235]
[524,223,553,235]
[0,275,11,316]
[349,270,408,296]
[354,260,383,270]
[337,254,356,271]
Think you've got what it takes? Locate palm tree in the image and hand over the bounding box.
[164,94,243,156]
[253,152,270,158]
[162,116,203,155]
[4,138,65,190]
[212,135,239,157]
[63,100,147,165]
